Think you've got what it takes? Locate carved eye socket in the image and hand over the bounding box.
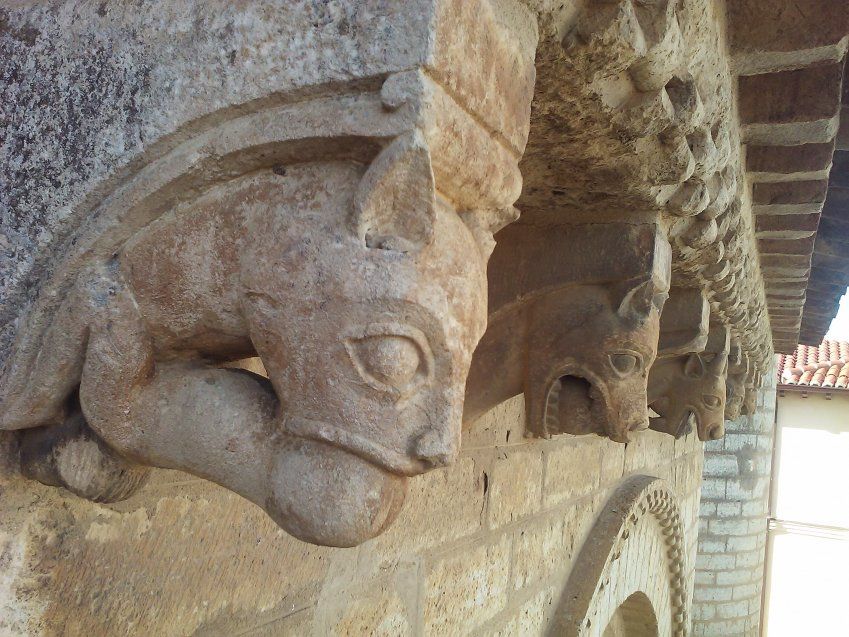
[703,394,721,408]
[346,329,432,396]
[609,353,641,376]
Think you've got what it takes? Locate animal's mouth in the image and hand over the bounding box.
[649,403,695,439]
[674,409,696,438]
[546,374,610,437]
[283,414,438,477]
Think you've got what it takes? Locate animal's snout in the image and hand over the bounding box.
[413,427,458,469]
[702,422,724,441]
[268,438,408,547]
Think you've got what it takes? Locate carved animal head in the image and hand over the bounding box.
[741,378,758,416]
[526,278,668,443]
[648,351,728,441]
[241,133,504,479]
[724,347,749,420]
[725,373,746,420]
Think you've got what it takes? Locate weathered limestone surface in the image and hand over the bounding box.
[0,0,536,361]
[1,395,705,636]
[1,0,538,547]
[1,0,847,634]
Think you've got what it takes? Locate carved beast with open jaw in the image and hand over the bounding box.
[648,350,729,441]
[0,133,509,547]
[648,300,730,442]
[464,223,671,443]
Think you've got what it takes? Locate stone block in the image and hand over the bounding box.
[542,441,599,507]
[494,587,555,636]
[716,568,755,586]
[741,63,843,145]
[735,549,764,569]
[692,617,748,635]
[692,603,716,621]
[487,447,543,528]
[748,517,768,534]
[716,502,742,518]
[761,253,812,273]
[462,394,526,450]
[7,479,349,636]
[729,0,849,73]
[696,553,736,572]
[747,143,835,181]
[753,180,829,206]
[598,438,627,486]
[742,499,768,517]
[242,608,314,637]
[756,213,820,238]
[658,287,710,355]
[731,582,761,601]
[512,513,571,591]
[725,477,768,502]
[623,429,674,473]
[325,579,414,637]
[423,535,511,635]
[708,518,750,536]
[701,477,727,500]
[703,454,739,478]
[716,599,750,620]
[698,538,726,554]
[361,456,484,576]
[693,585,733,603]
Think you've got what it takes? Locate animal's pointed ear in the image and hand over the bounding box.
[617,279,666,320]
[462,207,520,260]
[709,351,729,376]
[352,131,435,252]
[684,353,706,379]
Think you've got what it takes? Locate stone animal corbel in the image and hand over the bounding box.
[464,222,671,443]
[648,324,730,441]
[741,369,761,416]
[724,344,750,420]
[1,131,513,547]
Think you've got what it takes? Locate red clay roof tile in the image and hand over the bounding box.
[778,339,849,389]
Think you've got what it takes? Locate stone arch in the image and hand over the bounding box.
[602,592,659,637]
[551,476,689,637]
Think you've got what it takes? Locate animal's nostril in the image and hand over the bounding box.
[413,429,456,468]
[416,451,451,469]
[629,418,650,432]
[708,424,724,440]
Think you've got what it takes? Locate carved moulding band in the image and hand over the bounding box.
[552,476,690,637]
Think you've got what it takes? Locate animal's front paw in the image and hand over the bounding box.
[19,410,149,503]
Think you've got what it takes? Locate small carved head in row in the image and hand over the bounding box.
[649,351,728,441]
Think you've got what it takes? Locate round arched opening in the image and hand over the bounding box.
[602,591,659,637]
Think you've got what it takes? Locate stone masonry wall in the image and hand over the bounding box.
[693,363,777,636]
[0,395,704,636]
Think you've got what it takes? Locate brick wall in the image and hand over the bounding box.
[693,364,777,636]
[0,395,705,636]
